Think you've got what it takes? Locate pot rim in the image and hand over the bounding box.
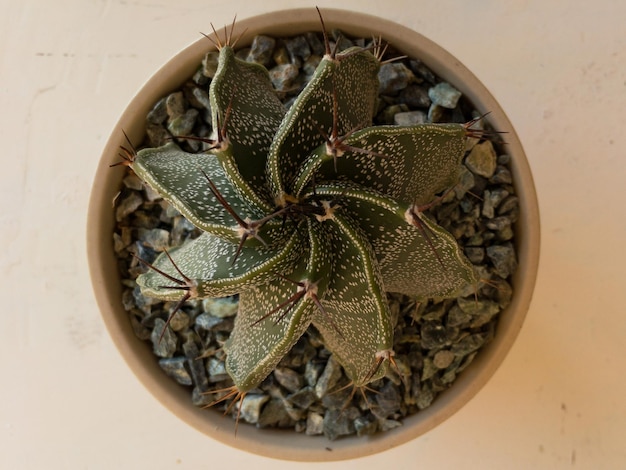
[87,7,540,462]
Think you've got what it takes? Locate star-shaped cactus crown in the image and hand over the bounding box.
[118,9,480,402]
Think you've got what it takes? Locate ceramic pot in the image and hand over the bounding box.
[87,8,540,462]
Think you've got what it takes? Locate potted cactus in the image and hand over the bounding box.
[88,8,539,461]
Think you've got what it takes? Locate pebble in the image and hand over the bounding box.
[373,381,402,418]
[274,367,304,393]
[354,416,378,436]
[409,59,436,84]
[378,62,414,95]
[305,32,325,56]
[202,297,238,318]
[286,386,317,409]
[268,63,299,91]
[147,97,168,124]
[399,84,431,108]
[202,51,219,78]
[315,355,342,398]
[305,412,324,435]
[323,407,358,440]
[258,398,296,427]
[165,91,186,119]
[138,228,170,252]
[151,319,177,358]
[167,108,198,137]
[159,357,193,385]
[394,110,427,125]
[433,350,455,369]
[285,35,311,61]
[487,244,518,279]
[115,191,143,222]
[466,140,498,178]
[428,82,462,109]
[238,394,270,424]
[247,35,276,66]
[183,339,208,389]
[420,321,448,349]
[482,188,509,218]
[145,123,171,147]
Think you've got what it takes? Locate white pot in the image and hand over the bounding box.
[87,8,540,462]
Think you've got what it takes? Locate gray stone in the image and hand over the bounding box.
[420,321,448,349]
[379,419,402,432]
[115,191,143,222]
[191,386,213,407]
[285,35,311,61]
[491,165,513,184]
[498,195,519,215]
[450,333,487,356]
[195,312,230,331]
[269,63,299,91]
[487,243,518,279]
[202,51,219,78]
[381,103,409,124]
[455,165,476,200]
[206,357,229,383]
[159,357,193,385]
[433,350,455,369]
[409,59,436,84]
[323,407,358,440]
[486,216,512,232]
[137,228,170,252]
[305,32,325,55]
[274,367,304,393]
[164,310,189,332]
[145,123,171,148]
[427,104,449,123]
[428,82,462,109]
[147,97,168,124]
[247,35,276,66]
[202,298,238,318]
[183,339,208,388]
[272,46,290,65]
[165,91,186,119]
[305,412,324,435]
[331,29,353,52]
[315,355,343,398]
[304,361,324,387]
[393,110,427,126]
[378,62,414,95]
[123,173,144,191]
[257,398,295,428]
[482,189,508,218]
[239,394,270,424]
[399,84,431,108]
[167,108,198,137]
[354,416,378,436]
[302,54,322,77]
[373,382,402,418]
[191,87,211,111]
[416,384,434,410]
[466,140,498,178]
[151,319,177,358]
[464,246,485,264]
[286,386,317,409]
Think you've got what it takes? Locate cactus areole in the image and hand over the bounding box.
[125,21,481,397]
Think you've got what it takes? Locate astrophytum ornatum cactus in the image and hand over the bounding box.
[123,22,479,401]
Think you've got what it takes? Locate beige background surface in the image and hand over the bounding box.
[1,0,625,468]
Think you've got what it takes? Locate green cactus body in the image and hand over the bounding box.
[130,34,477,393]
